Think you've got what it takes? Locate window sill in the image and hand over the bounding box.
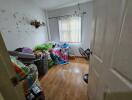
[68,42,81,45]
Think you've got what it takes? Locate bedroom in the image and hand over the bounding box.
[0,0,132,100]
[0,0,92,99]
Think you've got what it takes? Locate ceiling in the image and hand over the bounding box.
[34,0,92,10]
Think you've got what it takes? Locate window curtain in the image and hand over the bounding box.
[59,15,81,43]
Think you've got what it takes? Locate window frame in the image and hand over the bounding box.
[58,16,82,44]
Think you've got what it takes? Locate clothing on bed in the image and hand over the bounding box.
[33,42,70,65]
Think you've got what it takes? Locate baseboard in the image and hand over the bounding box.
[69,55,86,59]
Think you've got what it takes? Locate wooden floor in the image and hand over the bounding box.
[40,58,89,100]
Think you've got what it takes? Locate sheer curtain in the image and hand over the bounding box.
[59,16,81,43]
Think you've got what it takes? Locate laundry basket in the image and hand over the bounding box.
[34,53,48,76]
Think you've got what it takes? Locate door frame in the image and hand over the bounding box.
[0,33,25,100]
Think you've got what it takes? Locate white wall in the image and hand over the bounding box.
[48,2,93,56]
[0,0,49,50]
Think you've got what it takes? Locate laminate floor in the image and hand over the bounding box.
[40,58,89,100]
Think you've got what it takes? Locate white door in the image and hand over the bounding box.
[88,0,132,100]
[0,33,25,100]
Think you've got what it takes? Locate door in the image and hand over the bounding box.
[0,33,25,100]
[88,0,132,100]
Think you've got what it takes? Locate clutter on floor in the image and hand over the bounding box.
[83,74,88,84]
[78,48,90,60]
[78,48,89,84]
[9,51,45,100]
[49,49,69,65]
[33,42,71,66]
[26,83,45,100]
[9,42,72,80]
[7,40,91,100]
[34,53,48,77]
[8,42,72,99]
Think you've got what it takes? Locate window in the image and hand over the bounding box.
[59,16,81,43]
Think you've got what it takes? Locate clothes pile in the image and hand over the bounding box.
[9,49,44,100]
[33,42,70,66]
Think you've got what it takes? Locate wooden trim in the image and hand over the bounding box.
[69,55,86,60]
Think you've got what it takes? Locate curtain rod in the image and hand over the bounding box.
[48,12,87,19]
